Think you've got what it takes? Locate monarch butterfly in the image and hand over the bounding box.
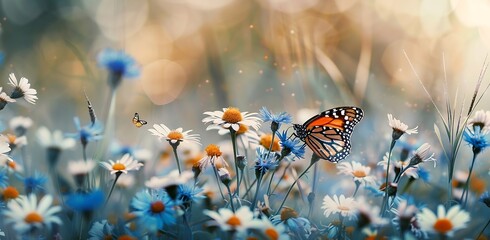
[293,106,364,162]
[132,113,147,128]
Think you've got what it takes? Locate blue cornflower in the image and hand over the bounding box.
[0,168,8,188]
[66,189,104,212]
[271,210,311,239]
[97,48,140,89]
[66,117,103,146]
[88,220,114,240]
[259,107,292,132]
[463,127,490,154]
[415,167,430,182]
[277,130,305,160]
[480,191,490,208]
[130,190,176,231]
[255,147,278,176]
[177,184,204,209]
[21,171,47,194]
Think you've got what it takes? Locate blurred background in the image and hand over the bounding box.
[1,0,490,199]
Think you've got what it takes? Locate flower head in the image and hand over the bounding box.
[177,184,205,209]
[387,114,418,140]
[0,142,11,161]
[356,199,388,228]
[22,172,47,194]
[9,116,32,137]
[463,127,490,154]
[101,154,143,175]
[271,208,312,239]
[321,194,358,219]
[480,191,490,208]
[259,133,281,152]
[0,134,27,150]
[337,161,376,186]
[97,48,140,89]
[204,206,256,233]
[255,147,278,176]
[468,110,490,132]
[1,186,20,201]
[260,107,292,132]
[408,143,436,167]
[207,124,261,149]
[245,217,290,240]
[88,220,114,240]
[66,117,103,146]
[3,194,61,234]
[66,189,104,212]
[130,190,176,232]
[203,107,261,132]
[277,130,305,160]
[417,204,469,237]
[145,170,194,189]
[148,123,200,147]
[0,87,15,110]
[198,144,229,169]
[68,159,96,176]
[37,126,76,150]
[8,73,38,104]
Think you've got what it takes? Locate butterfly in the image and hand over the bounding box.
[132,113,147,128]
[293,106,364,162]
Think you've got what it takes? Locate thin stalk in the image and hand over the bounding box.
[271,162,292,195]
[275,161,316,215]
[477,218,490,239]
[308,159,319,219]
[225,184,236,212]
[250,171,264,211]
[212,164,226,201]
[266,155,285,196]
[171,144,182,174]
[242,178,257,199]
[229,130,240,196]
[352,180,361,197]
[381,139,396,216]
[78,214,84,240]
[104,172,122,207]
[461,152,478,207]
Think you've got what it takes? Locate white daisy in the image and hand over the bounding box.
[0,228,4,236]
[245,217,290,240]
[145,169,194,189]
[409,143,436,167]
[203,107,261,132]
[148,124,200,146]
[0,134,27,149]
[468,110,490,132]
[67,159,96,176]
[198,144,229,170]
[3,194,61,234]
[378,152,419,179]
[204,206,257,233]
[387,114,418,140]
[9,116,33,131]
[417,204,469,237]
[356,199,388,228]
[207,124,260,149]
[337,161,376,185]
[8,73,38,104]
[0,142,11,160]
[0,158,23,173]
[100,153,143,175]
[321,194,358,219]
[36,126,76,150]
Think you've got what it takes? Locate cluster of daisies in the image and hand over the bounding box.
[1,48,490,240]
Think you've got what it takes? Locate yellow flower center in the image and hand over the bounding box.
[167,131,183,141]
[222,107,243,123]
[237,124,248,135]
[280,207,298,221]
[352,170,367,178]
[112,163,126,171]
[24,212,43,223]
[226,215,242,227]
[118,235,136,240]
[265,228,279,240]
[205,144,222,157]
[150,201,165,213]
[2,186,19,200]
[6,134,16,144]
[7,161,16,169]
[470,177,486,194]
[260,134,281,152]
[337,205,350,211]
[433,218,453,234]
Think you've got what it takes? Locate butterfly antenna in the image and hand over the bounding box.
[83,89,97,126]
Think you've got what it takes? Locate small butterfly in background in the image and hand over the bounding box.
[293,106,364,162]
[132,113,147,128]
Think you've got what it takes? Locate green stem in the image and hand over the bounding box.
[381,139,396,216]
[212,164,226,201]
[477,218,490,239]
[226,185,236,212]
[308,158,319,219]
[352,180,361,197]
[250,172,264,211]
[242,178,257,199]
[171,144,182,174]
[275,160,316,215]
[271,162,292,195]
[230,130,240,196]
[104,172,122,207]
[461,152,478,208]
[266,155,284,196]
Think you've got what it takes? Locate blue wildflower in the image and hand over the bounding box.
[97,48,140,89]
[66,189,104,212]
[130,190,176,231]
[260,107,292,132]
[21,172,47,194]
[277,130,305,160]
[480,191,490,208]
[415,167,430,182]
[0,168,8,188]
[177,184,204,209]
[463,127,490,154]
[88,220,114,240]
[66,117,103,146]
[271,210,311,239]
[255,147,278,176]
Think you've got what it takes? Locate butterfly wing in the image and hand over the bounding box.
[136,120,148,128]
[132,113,140,125]
[303,107,363,162]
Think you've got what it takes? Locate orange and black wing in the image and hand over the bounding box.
[132,113,147,128]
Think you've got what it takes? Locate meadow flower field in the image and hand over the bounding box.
[1,1,490,239]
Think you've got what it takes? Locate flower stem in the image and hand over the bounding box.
[250,171,264,211]
[381,139,396,216]
[308,158,319,219]
[229,129,240,196]
[275,157,318,215]
[461,152,478,208]
[212,164,226,201]
[266,155,284,196]
[353,180,361,197]
[226,184,236,212]
[477,218,490,239]
[104,172,122,207]
[171,145,182,174]
[242,178,257,199]
[271,162,292,195]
